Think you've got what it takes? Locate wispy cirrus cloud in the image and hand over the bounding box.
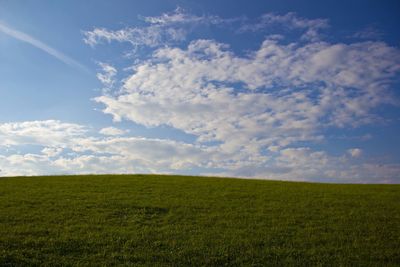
[96,62,117,93]
[238,12,329,41]
[351,26,384,40]
[83,9,327,51]
[83,7,239,51]
[0,22,89,73]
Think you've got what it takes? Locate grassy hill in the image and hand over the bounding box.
[0,175,399,266]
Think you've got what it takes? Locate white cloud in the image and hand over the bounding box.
[95,38,399,157]
[71,136,210,170]
[348,148,362,158]
[83,8,237,50]
[83,11,329,50]
[0,120,87,147]
[96,62,117,87]
[239,12,328,41]
[1,11,399,183]
[41,147,63,157]
[141,7,222,25]
[0,120,210,176]
[0,154,55,176]
[215,147,400,183]
[0,120,399,183]
[0,22,89,73]
[83,26,186,49]
[352,26,384,40]
[99,127,127,136]
[86,9,399,183]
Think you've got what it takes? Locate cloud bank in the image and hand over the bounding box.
[0,120,399,183]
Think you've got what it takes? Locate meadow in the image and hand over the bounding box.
[0,175,399,266]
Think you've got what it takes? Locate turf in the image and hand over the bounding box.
[0,175,399,266]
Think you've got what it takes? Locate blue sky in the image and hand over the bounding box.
[0,0,399,183]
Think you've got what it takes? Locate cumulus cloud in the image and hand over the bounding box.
[86,11,400,183]
[1,11,399,183]
[41,147,63,157]
[216,147,400,183]
[0,121,210,177]
[96,62,117,87]
[0,120,399,183]
[0,120,87,147]
[348,148,362,158]
[0,122,400,183]
[99,127,127,136]
[95,38,399,155]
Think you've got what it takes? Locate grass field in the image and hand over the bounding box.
[0,175,399,266]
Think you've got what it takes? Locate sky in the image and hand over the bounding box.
[0,0,400,183]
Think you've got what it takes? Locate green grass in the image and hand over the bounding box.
[0,175,399,266]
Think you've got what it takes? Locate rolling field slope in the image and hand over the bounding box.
[0,175,399,266]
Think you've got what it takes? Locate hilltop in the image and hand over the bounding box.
[0,175,399,266]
